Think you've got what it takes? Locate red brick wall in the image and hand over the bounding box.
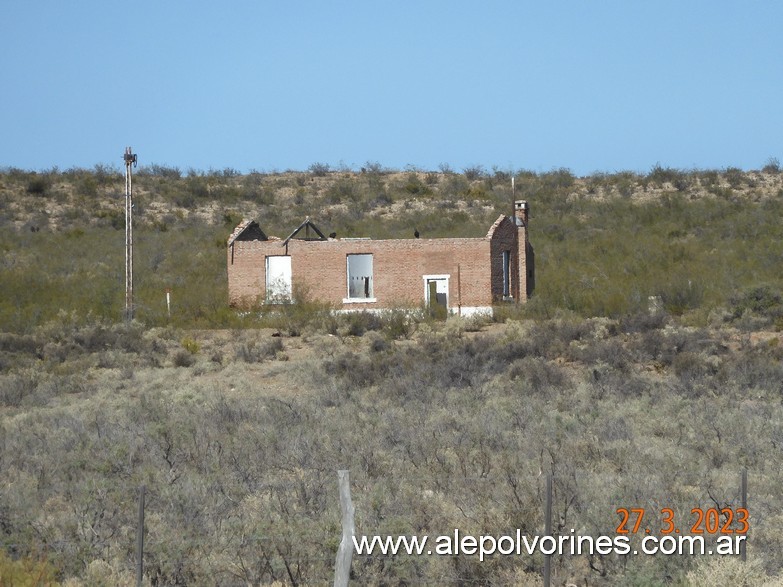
[228,215,531,310]
[489,218,518,301]
[227,239,273,306]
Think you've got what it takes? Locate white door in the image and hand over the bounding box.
[266,256,292,302]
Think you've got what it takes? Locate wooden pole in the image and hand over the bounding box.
[334,470,355,587]
[136,485,145,587]
[741,469,747,562]
[543,474,552,587]
[457,264,462,316]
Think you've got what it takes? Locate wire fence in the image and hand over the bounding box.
[2,466,769,586]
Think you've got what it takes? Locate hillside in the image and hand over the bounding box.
[3,163,783,236]
[1,164,783,585]
[2,163,783,329]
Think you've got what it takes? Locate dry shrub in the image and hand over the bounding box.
[172,349,195,367]
[0,332,41,355]
[235,335,284,364]
[339,310,384,336]
[508,357,567,394]
[0,372,38,407]
[686,556,778,587]
[0,551,58,585]
[672,351,713,383]
[719,348,783,394]
[619,310,668,333]
[567,337,631,371]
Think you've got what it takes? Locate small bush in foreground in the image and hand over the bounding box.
[172,348,195,367]
[730,285,783,320]
[0,551,59,586]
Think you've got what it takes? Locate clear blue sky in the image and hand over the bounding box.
[2,1,781,176]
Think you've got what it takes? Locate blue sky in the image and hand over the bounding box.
[1,1,781,176]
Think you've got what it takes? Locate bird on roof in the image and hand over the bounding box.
[414,228,420,238]
[329,232,337,239]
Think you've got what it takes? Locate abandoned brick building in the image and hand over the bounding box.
[227,200,534,316]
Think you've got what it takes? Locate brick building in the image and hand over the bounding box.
[227,200,534,316]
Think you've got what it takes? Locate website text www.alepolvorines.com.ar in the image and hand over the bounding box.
[353,529,747,562]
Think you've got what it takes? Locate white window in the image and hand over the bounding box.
[346,254,374,301]
[266,255,292,303]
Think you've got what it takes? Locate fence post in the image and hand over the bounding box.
[136,485,145,587]
[334,470,355,587]
[741,469,747,562]
[543,474,552,587]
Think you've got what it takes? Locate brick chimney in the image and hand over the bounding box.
[514,200,529,226]
[514,200,534,300]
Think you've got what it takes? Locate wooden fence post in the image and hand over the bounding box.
[543,474,552,587]
[136,485,145,587]
[741,469,747,562]
[334,470,355,587]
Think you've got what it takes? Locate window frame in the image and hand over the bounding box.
[343,253,376,303]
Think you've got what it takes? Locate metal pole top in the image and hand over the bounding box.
[124,147,137,166]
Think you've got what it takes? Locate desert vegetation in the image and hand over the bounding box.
[2,162,783,328]
[1,162,783,584]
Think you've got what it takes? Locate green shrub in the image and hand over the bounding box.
[647,163,685,187]
[325,178,359,204]
[181,336,200,354]
[657,278,704,316]
[462,165,485,181]
[26,176,50,196]
[381,308,420,340]
[0,551,59,586]
[730,285,783,319]
[340,311,384,336]
[402,173,431,196]
[725,166,745,188]
[541,167,575,190]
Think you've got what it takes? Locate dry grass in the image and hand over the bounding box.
[2,165,783,583]
[3,317,783,584]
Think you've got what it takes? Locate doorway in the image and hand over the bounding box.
[424,275,449,319]
[266,255,292,303]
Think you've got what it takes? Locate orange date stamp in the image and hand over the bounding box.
[616,507,749,536]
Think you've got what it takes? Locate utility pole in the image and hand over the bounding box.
[124,147,137,321]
